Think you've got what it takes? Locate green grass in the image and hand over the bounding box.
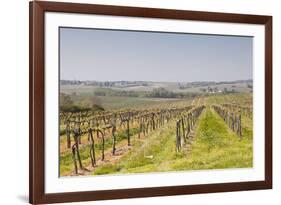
[206,93,253,106]
[92,106,253,175]
[170,107,253,170]
[92,121,178,175]
[97,96,166,110]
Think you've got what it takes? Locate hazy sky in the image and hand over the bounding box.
[60,27,253,82]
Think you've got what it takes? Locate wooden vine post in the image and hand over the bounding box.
[175,106,205,152]
[88,128,96,167]
[239,114,242,138]
[152,113,155,130]
[181,118,186,143]
[127,119,130,146]
[212,105,242,138]
[111,115,117,155]
[96,129,105,161]
[72,128,83,174]
[66,120,71,148]
[77,115,82,144]
[176,121,181,152]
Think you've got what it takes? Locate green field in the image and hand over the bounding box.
[95,96,183,110]
[59,92,253,177]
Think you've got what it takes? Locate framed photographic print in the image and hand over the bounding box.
[29,1,272,204]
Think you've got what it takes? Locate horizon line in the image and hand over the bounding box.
[60,79,253,83]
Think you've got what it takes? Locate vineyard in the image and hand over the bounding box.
[59,93,253,176]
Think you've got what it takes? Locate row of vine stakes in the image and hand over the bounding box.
[62,106,194,174]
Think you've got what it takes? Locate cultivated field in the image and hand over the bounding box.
[59,84,253,176]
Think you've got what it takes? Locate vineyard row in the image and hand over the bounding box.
[175,105,205,152]
[212,105,242,137]
[65,106,194,174]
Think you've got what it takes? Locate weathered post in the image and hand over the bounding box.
[72,144,78,174]
[73,129,83,170]
[66,120,71,148]
[112,126,116,155]
[176,121,180,152]
[97,129,105,161]
[181,118,186,143]
[138,118,142,139]
[127,119,130,146]
[88,128,96,167]
[152,113,155,130]
[239,114,242,138]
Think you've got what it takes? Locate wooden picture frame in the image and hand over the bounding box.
[29,1,272,204]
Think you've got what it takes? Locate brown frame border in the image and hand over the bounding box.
[29,1,272,204]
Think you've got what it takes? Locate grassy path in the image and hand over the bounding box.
[92,121,178,175]
[169,107,253,170]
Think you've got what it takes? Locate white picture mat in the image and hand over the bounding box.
[45,12,265,194]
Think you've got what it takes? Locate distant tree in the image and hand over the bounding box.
[247,84,253,89]
[79,96,104,110]
[200,88,207,93]
[90,96,101,106]
[150,88,172,98]
[207,87,213,93]
[94,90,106,96]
